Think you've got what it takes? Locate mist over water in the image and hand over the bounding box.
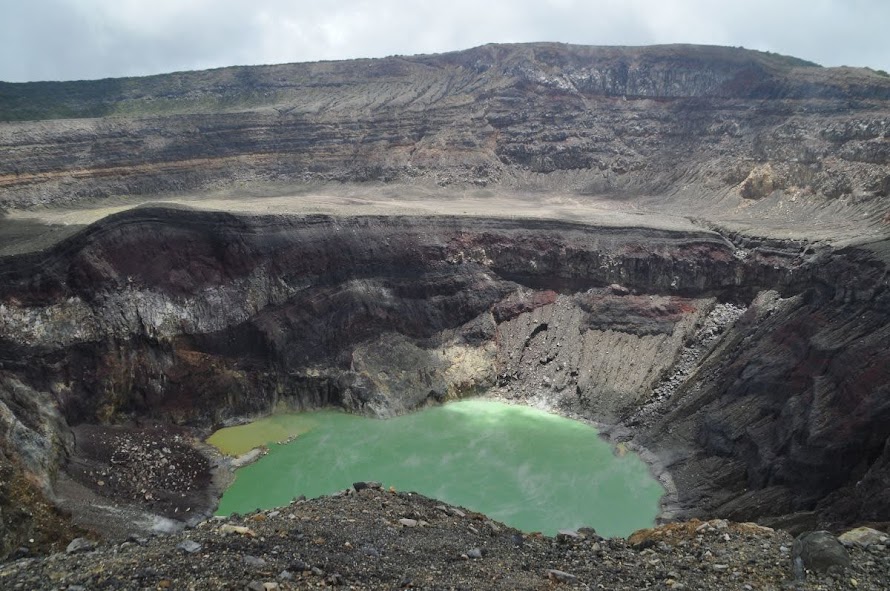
[212,400,664,537]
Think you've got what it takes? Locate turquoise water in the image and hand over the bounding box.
[212,400,664,537]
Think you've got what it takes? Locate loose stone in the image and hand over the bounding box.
[243,555,267,568]
[352,481,376,491]
[547,569,578,583]
[65,538,96,554]
[176,540,202,554]
[557,529,582,542]
[220,524,257,537]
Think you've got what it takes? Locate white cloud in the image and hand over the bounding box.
[1,0,888,82]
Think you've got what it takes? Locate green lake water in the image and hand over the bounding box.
[211,400,664,537]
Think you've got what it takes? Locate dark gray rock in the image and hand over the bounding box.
[327,574,343,585]
[352,481,382,491]
[11,547,29,559]
[547,569,578,583]
[792,531,850,575]
[466,547,484,559]
[557,529,582,542]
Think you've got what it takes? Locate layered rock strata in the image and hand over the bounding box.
[1,43,888,220]
[0,206,887,556]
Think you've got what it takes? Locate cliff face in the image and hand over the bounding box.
[0,209,759,425]
[637,243,890,528]
[0,43,889,558]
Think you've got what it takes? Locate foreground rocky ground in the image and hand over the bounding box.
[1,486,887,590]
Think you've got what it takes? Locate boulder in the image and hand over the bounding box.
[838,527,888,547]
[792,531,850,576]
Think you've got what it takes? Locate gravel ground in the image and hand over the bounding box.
[2,486,887,590]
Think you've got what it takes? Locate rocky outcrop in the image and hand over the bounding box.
[0,376,81,558]
[636,243,890,530]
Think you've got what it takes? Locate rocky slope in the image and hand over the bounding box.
[2,486,889,590]
[0,42,888,564]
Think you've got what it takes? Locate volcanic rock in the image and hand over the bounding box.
[792,531,851,575]
[0,42,888,567]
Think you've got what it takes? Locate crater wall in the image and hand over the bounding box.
[1,43,888,216]
[0,208,887,555]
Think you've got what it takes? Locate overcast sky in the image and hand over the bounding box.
[2,0,888,82]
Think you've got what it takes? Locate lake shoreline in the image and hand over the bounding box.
[207,396,666,537]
